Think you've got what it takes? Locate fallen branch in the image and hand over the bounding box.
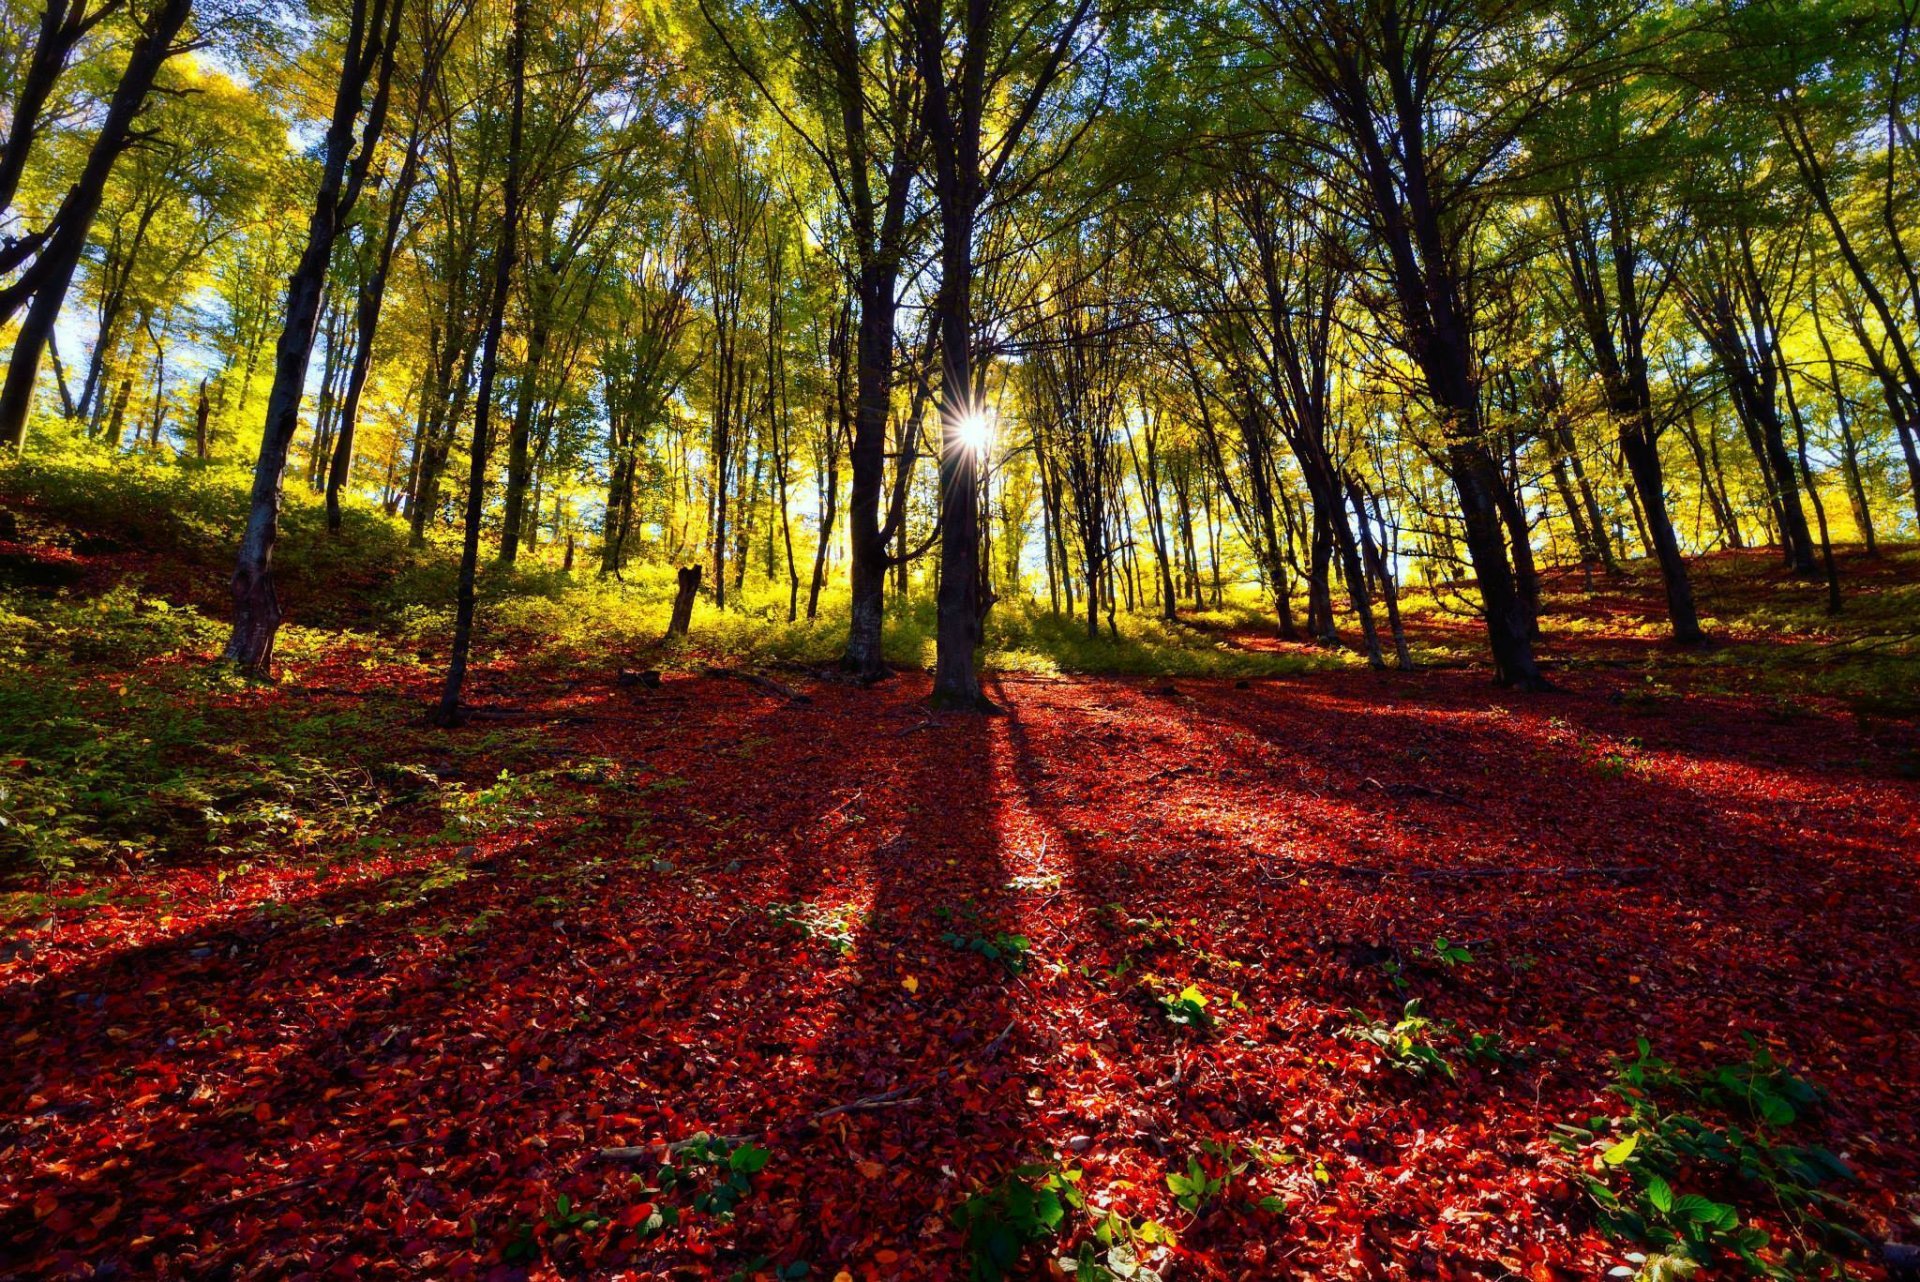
[1361,776,1471,805]
[704,666,812,703]
[1264,859,1651,883]
[596,1085,920,1163]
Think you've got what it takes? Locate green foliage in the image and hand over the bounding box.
[545,1192,609,1234]
[941,927,1032,975]
[1060,1209,1174,1281]
[1339,999,1506,1079]
[1380,937,1472,992]
[1554,1039,1861,1279]
[937,902,1032,975]
[768,900,862,958]
[954,1163,1084,1281]
[0,589,394,880]
[1155,983,1212,1030]
[1164,1152,1228,1213]
[620,1134,774,1245]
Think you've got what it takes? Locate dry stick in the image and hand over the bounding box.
[1261,860,1651,883]
[596,1086,921,1163]
[703,665,812,703]
[1360,776,1471,805]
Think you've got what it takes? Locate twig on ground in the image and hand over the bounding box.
[1361,776,1472,805]
[704,666,812,703]
[596,1086,922,1163]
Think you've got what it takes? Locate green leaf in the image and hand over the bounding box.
[1601,1134,1639,1166]
[1645,1175,1673,1213]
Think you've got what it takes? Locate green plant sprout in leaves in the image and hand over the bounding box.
[1552,1038,1861,1280]
[1156,983,1212,1030]
[1339,999,1506,1078]
[617,1133,775,1247]
[954,1163,1084,1281]
[938,905,1032,974]
[769,900,861,958]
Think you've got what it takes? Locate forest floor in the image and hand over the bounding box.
[3,481,1920,1279]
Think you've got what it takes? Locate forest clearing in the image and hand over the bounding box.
[4,0,1920,1276]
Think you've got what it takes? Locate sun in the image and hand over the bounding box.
[954,408,994,456]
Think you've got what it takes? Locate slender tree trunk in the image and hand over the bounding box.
[498,318,550,565]
[0,0,119,217]
[435,0,526,725]
[1350,477,1410,669]
[193,376,211,460]
[329,67,442,532]
[1809,288,1876,553]
[104,376,130,448]
[1620,419,1704,642]
[223,0,404,671]
[0,0,194,449]
[1778,344,1842,613]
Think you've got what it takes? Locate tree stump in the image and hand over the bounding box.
[666,565,701,638]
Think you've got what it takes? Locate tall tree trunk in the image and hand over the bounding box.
[435,0,526,725]
[497,318,550,565]
[1619,419,1703,642]
[0,0,194,449]
[1809,285,1876,553]
[0,0,126,217]
[328,26,450,533]
[1350,477,1410,669]
[1777,341,1842,613]
[842,267,904,675]
[222,0,405,672]
[193,376,210,460]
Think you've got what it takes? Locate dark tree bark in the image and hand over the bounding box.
[808,297,850,621]
[221,0,407,672]
[1349,477,1411,669]
[1776,325,1842,614]
[0,0,127,217]
[1256,0,1544,687]
[0,0,195,449]
[435,0,528,725]
[666,565,701,637]
[914,0,1093,708]
[1548,186,1703,642]
[328,0,465,532]
[193,376,210,460]
[1808,286,1875,553]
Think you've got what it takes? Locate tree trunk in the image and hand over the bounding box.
[1619,421,1704,641]
[223,0,405,672]
[194,377,211,460]
[435,0,526,725]
[666,565,700,637]
[0,0,194,449]
[498,319,550,565]
[1777,341,1842,613]
[329,19,451,533]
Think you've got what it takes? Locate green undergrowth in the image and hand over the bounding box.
[1557,1038,1864,1280]
[0,449,1328,680]
[0,579,619,885]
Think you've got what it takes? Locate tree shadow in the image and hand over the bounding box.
[0,673,915,1278]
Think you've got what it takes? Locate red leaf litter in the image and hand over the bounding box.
[3,626,1919,1279]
